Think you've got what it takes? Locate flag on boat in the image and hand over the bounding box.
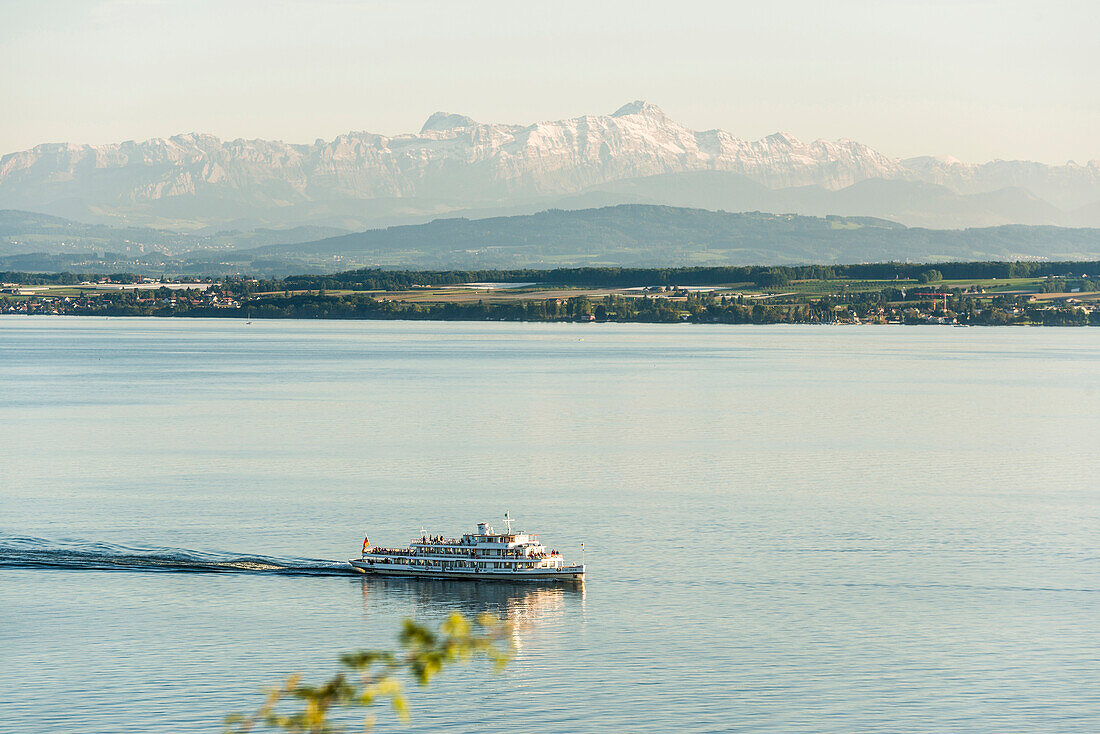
[362,536,370,552]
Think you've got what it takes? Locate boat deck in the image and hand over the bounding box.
[349,558,584,582]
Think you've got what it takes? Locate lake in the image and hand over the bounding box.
[2,317,1098,733]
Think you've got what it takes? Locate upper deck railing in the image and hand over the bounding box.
[409,533,541,546]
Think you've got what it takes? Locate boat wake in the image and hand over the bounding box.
[0,535,357,576]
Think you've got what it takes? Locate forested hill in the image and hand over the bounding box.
[233,205,1100,270]
[5,204,1100,277]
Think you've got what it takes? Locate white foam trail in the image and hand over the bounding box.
[0,535,357,576]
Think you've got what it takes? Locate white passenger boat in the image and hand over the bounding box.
[349,515,585,583]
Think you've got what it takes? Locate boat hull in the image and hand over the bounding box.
[348,558,584,583]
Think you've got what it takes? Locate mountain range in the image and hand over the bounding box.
[3,101,1099,232]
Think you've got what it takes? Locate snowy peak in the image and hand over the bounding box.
[611,100,667,119]
[764,132,803,147]
[420,112,478,133]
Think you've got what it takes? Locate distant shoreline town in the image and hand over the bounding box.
[3,262,1098,327]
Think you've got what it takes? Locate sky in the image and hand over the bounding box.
[1,0,1097,164]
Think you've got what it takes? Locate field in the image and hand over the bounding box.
[248,276,1085,307]
[14,275,1090,307]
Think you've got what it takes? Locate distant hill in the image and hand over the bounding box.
[217,205,1100,272]
[0,209,348,258]
[5,205,1099,277]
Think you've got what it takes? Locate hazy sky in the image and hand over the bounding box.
[2,0,1097,163]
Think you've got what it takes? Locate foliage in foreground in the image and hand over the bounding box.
[226,613,511,733]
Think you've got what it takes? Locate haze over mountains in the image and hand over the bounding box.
[3,101,1099,232]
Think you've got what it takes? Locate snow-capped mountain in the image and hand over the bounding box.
[900,155,1100,211]
[1,101,1097,230]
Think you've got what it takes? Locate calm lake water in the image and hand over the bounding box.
[2,317,1098,733]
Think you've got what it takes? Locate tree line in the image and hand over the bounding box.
[269,260,1100,292]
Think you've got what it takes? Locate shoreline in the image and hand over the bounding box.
[1,311,1095,327]
[5,262,1099,327]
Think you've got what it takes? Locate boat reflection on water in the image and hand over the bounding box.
[359,577,584,647]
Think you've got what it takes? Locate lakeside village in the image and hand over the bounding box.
[3,268,1099,326]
